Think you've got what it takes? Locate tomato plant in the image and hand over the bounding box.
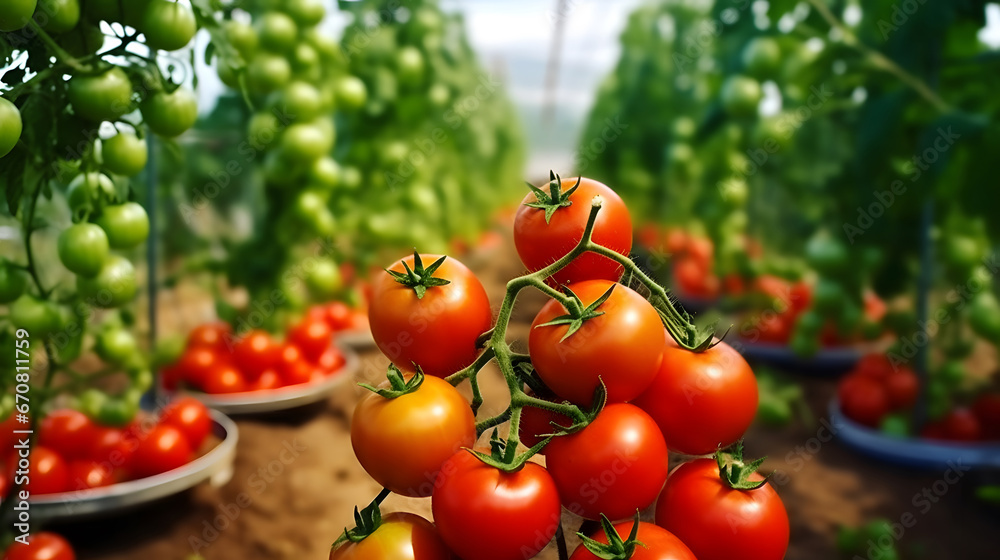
[329,512,452,560]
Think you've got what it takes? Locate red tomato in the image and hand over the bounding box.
[321,301,354,331]
[633,340,758,455]
[3,532,76,560]
[570,521,696,560]
[316,346,346,372]
[529,280,663,405]
[288,317,333,362]
[176,347,226,388]
[130,425,193,478]
[68,460,115,490]
[186,322,232,351]
[753,275,791,307]
[432,450,561,560]
[972,393,1000,440]
[942,408,982,441]
[202,364,248,394]
[864,290,887,323]
[161,363,183,391]
[722,274,745,296]
[855,353,893,380]
[545,404,668,520]
[687,236,714,266]
[329,512,453,560]
[39,409,97,460]
[23,446,70,495]
[252,369,283,391]
[664,228,689,255]
[920,421,947,440]
[754,311,793,344]
[0,412,26,453]
[280,357,313,386]
[883,368,919,410]
[233,330,281,380]
[159,397,211,449]
[518,393,572,454]
[789,281,812,313]
[838,375,889,427]
[637,224,662,249]
[88,426,134,472]
[353,375,475,497]
[369,254,492,377]
[656,458,789,560]
[513,176,632,286]
[673,257,719,299]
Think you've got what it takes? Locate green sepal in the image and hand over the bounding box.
[716,440,770,490]
[523,171,581,224]
[535,284,615,342]
[331,497,383,549]
[358,364,424,399]
[465,429,551,473]
[385,250,451,299]
[577,512,646,560]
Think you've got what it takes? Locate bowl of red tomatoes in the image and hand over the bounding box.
[1,398,238,521]
[159,312,360,414]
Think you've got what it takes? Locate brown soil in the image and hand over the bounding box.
[53,246,998,560]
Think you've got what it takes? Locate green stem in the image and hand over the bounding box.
[22,183,49,299]
[27,20,90,73]
[476,407,512,437]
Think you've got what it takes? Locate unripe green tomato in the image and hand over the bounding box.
[96,395,138,427]
[141,0,196,51]
[812,278,847,314]
[247,53,292,94]
[95,326,140,365]
[941,234,983,277]
[0,0,36,32]
[936,359,967,388]
[247,111,283,149]
[396,46,425,86]
[310,156,340,190]
[224,20,258,58]
[335,76,367,111]
[285,0,325,26]
[720,75,761,118]
[673,116,696,139]
[96,202,149,249]
[66,172,115,216]
[101,132,147,176]
[718,177,748,207]
[0,260,27,303]
[0,97,22,158]
[274,81,322,122]
[428,82,450,108]
[257,12,297,53]
[805,234,849,275]
[280,123,331,162]
[9,294,62,337]
[77,255,137,308]
[216,58,240,88]
[68,67,133,122]
[305,27,340,61]
[969,292,1000,343]
[77,388,108,419]
[35,0,80,34]
[292,43,319,72]
[129,368,153,391]
[58,223,110,277]
[305,258,342,298]
[141,87,198,137]
[742,37,781,79]
[57,22,104,57]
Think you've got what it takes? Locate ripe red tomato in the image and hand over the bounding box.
[369,254,492,377]
[176,347,226,388]
[23,446,70,495]
[39,409,98,460]
[252,369,283,391]
[687,236,714,266]
[789,281,812,313]
[3,532,76,560]
[316,346,346,372]
[518,392,572,454]
[855,353,893,380]
[672,257,719,299]
[656,458,789,560]
[130,425,193,478]
[570,521,696,560]
[664,228,688,255]
[88,426,133,471]
[973,393,1000,440]
[513,176,632,286]
[68,460,115,490]
[633,340,758,455]
[233,330,281,380]
[202,364,248,394]
[159,397,211,449]
[329,512,453,560]
[320,301,355,331]
[352,375,475,497]
[883,368,919,410]
[187,322,232,351]
[432,450,561,560]
[754,311,793,344]
[529,280,663,405]
[941,408,982,441]
[288,317,333,362]
[545,403,668,520]
[838,375,889,427]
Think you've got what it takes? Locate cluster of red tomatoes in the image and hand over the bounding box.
[837,354,1000,442]
[0,398,210,498]
[162,302,357,394]
[335,177,789,560]
[2,531,75,560]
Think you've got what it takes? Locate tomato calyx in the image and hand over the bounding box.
[578,512,646,560]
[332,491,389,548]
[716,440,769,491]
[385,250,451,299]
[523,170,581,224]
[466,428,550,473]
[535,284,615,341]
[358,364,424,399]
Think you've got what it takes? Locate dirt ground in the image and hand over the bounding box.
[53,247,999,560]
